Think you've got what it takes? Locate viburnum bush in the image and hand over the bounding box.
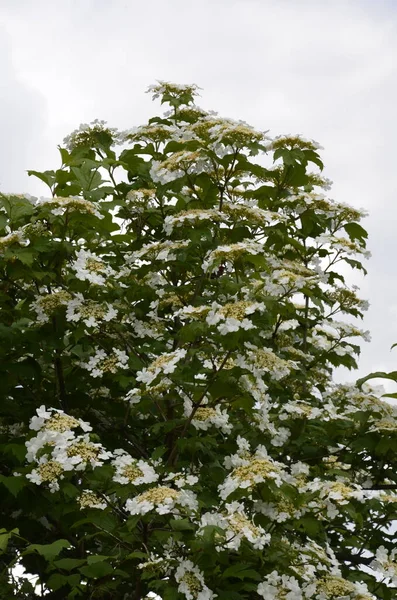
[0,82,396,600]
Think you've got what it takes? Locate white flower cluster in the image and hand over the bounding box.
[174,560,216,600]
[257,571,303,600]
[0,229,29,252]
[206,300,265,335]
[30,290,71,323]
[202,240,265,273]
[199,501,270,551]
[147,81,200,101]
[370,546,397,586]
[125,484,198,516]
[236,343,293,383]
[80,347,129,378]
[37,196,104,219]
[257,570,374,599]
[71,248,115,286]
[129,239,190,263]
[219,443,286,500]
[163,209,223,236]
[25,406,111,492]
[136,348,187,386]
[183,398,231,434]
[78,490,108,510]
[111,449,159,485]
[301,479,367,520]
[315,233,371,259]
[66,293,117,328]
[252,399,291,447]
[150,150,212,185]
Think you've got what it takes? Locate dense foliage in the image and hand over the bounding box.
[0,82,396,599]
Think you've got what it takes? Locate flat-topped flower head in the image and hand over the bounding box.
[136,348,187,386]
[371,546,397,586]
[78,490,107,510]
[37,196,104,219]
[147,81,201,105]
[219,452,284,500]
[202,240,265,273]
[316,575,356,598]
[30,290,72,323]
[66,294,117,328]
[52,436,112,470]
[174,560,216,600]
[71,248,115,286]
[26,457,65,492]
[29,406,92,434]
[125,485,197,516]
[80,348,128,378]
[63,119,121,150]
[0,230,28,251]
[112,450,159,485]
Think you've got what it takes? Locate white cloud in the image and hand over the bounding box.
[0,26,47,194]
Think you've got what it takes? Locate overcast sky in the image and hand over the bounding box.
[1,0,397,388]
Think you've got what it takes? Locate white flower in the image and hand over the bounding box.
[71,248,115,286]
[66,293,117,327]
[37,196,104,220]
[370,545,397,585]
[183,399,231,434]
[125,485,197,516]
[257,571,303,600]
[175,560,216,600]
[111,450,159,485]
[136,348,187,386]
[80,347,129,378]
[51,434,112,470]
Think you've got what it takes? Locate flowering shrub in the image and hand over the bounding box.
[0,81,396,599]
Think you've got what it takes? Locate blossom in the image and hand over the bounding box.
[26,457,66,493]
[30,290,71,323]
[111,450,159,485]
[202,240,265,273]
[257,570,303,600]
[78,490,107,510]
[183,398,231,434]
[65,293,117,327]
[219,449,285,500]
[199,503,270,551]
[174,560,216,600]
[136,348,187,386]
[70,248,115,285]
[206,300,265,335]
[370,546,397,586]
[163,209,223,235]
[236,343,293,382]
[51,434,112,470]
[80,347,129,378]
[37,196,104,219]
[125,485,198,516]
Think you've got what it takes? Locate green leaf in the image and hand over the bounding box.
[87,555,111,565]
[79,561,113,579]
[0,528,18,553]
[25,539,71,561]
[0,474,27,496]
[223,564,261,580]
[170,518,195,531]
[27,170,56,188]
[53,558,86,571]
[357,371,397,388]
[344,222,368,243]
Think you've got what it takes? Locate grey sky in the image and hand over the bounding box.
[1,0,397,387]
